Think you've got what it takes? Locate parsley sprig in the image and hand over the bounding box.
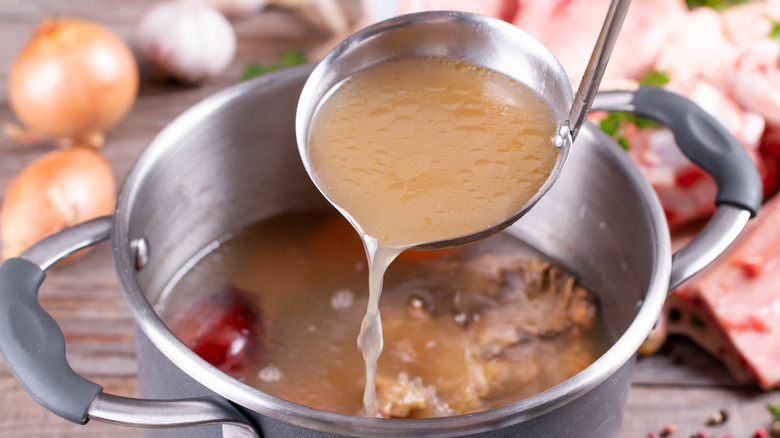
[769,404,780,421]
[241,50,306,81]
[685,0,752,10]
[768,15,780,40]
[597,71,670,150]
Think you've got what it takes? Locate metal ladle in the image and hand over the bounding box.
[296,0,631,250]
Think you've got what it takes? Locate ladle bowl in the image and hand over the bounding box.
[295,11,575,250]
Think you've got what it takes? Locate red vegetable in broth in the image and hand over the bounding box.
[171,288,262,374]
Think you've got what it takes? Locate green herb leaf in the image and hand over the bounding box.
[241,64,279,81]
[597,100,661,149]
[639,70,671,87]
[685,0,751,10]
[766,15,780,41]
[633,117,662,130]
[281,50,306,67]
[599,113,625,136]
[241,50,307,81]
[769,404,780,422]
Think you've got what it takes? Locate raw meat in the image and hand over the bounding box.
[598,79,766,229]
[731,40,780,128]
[513,0,687,86]
[666,194,780,389]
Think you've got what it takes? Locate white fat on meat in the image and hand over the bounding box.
[731,39,780,128]
[721,0,780,46]
[655,7,740,91]
[513,0,687,86]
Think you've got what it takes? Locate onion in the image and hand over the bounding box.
[8,18,139,147]
[0,148,116,261]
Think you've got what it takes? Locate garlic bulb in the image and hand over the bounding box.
[136,0,237,84]
[196,0,269,18]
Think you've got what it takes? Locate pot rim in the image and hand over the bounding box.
[112,65,671,437]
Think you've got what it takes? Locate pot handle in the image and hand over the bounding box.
[592,86,762,290]
[0,216,259,438]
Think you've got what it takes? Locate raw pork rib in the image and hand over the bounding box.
[666,195,780,389]
[513,0,687,86]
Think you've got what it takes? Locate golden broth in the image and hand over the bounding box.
[159,209,608,418]
[306,57,562,416]
[307,58,559,247]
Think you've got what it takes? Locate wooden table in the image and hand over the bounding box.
[0,1,778,437]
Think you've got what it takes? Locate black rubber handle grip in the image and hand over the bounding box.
[0,257,103,424]
[633,85,762,217]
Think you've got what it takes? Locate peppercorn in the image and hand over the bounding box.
[707,410,729,426]
[661,424,677,436]
[755,427,770,438]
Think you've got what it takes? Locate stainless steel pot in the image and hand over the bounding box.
[0,64,761,438]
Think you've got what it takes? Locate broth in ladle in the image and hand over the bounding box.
[308,58,559,247]
[306,58,561,416]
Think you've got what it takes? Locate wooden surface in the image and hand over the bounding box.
[0,1,778,437]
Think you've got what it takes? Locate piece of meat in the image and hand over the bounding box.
[655,7,740,92]
[730,39,780,128]
[758,129,780,200]
[378,311,486,417]
[513,0,687,87]
[721,0,780,46]
[471,259,597,358]
[375,373,432,418]
[666,194,780,389]
[171,287,262,375]
[373,253,600,418]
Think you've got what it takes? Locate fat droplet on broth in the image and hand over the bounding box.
[453,125,490,148]
[346,168,371,185]
[490,192,510,210]
[389,116,415,136]
[367,106,394,127]
[396,97,420,113]
[384,182,406,201]
[453,108,487,125]
[517,134,544,148]
[440,94,464,110]
[395,153,431,181]
[473,159,509,177]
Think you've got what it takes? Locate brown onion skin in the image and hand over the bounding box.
[8,18,139,141]
[0,148,117,261]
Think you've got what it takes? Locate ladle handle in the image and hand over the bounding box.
[0,217,259,437]
[569,0,632,141]
[592,86,762,289]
